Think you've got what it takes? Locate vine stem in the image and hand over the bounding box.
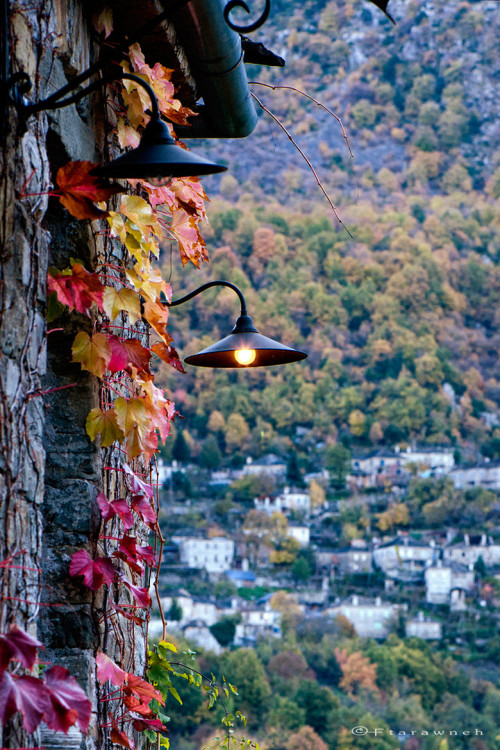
[249,81,354,158]
[250,92,353,238]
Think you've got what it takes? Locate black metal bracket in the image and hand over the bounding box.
[223,0,271,33]
[165,280,248,317]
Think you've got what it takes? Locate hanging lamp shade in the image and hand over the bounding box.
[184,314,307,368]
[91,117,227,181]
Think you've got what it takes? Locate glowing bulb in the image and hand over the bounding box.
[234,349,256,366]
[146,175,173,187]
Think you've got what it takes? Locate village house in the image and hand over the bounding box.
[182,621,223,655]
[160,589,218,627]
[400,445,455,474]
[373,535,435,580]
[405,611,443,640]
[242,454,287,478]
[424,560,475,605]
[329,595,399,639]
[254,487,311,516]
[234,601,281,644]
[332,547,373,574]
[449,461,500,491]
[288,524,311,547]
[178,537,235,575]
[443,534,500,568]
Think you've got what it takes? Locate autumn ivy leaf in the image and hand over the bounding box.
[43,665,92,733]
[0,671,49,734]
[122,694,155,715]
[93,6,113,37]
[151,342,185,373]
[56,161,122,220]
[114,535,155,574]
[96,652,128,687]
[131,494,157,527]
[110,603,146,625]
[125,261,171,303]
[117,116,141,148]
[111,718,135,749]
[169,206,208,267]
[120,195,162,240]
[69,549,115,591]
[142,300,169,341]
[124,672,164,705]
[47,262,104,316]
[122,463,154,498]
[169,177,208,218]
[107,335,151,375]
[132,716,169,732]
[86,407,124,447]
[103,286,141,324]
[72,331,111,378]
[114,397,152,459]
[119,576,151,609]
[99,496,134,531]
[0,625,43,674]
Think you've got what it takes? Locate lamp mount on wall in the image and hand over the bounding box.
[5,67,226,180]
[164,280,307,368]
[223,0,271,33]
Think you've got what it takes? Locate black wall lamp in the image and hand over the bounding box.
[5,68,226,181]
[165,280,307,368]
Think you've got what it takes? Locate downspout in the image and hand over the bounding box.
[165,0,258,138]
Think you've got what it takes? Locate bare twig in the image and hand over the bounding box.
[249,81,354,158]
[250,92,353,238]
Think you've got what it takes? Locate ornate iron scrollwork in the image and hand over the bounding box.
[223,0,271,33]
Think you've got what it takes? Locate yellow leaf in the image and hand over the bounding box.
[103,286,141,324]
[86,407,124,447]
[159,640,177,652]
[120,195,162,240]
[71,331,111,378]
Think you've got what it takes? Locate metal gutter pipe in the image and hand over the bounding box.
[165,0,258,138]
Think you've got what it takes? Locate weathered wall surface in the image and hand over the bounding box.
[0,2,144,747]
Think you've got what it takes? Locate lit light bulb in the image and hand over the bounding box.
[146,175,173,187]
[234,349,256,366]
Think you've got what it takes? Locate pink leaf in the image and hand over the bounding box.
[122,464,153,499]
[96,652,128,687]
[69,549,115,591]
[0,671,49,734]
[131,494,157,527]
[119,576,151,608]
[97,491,115,521]
[0,625,43,673]
[44,665,92,733]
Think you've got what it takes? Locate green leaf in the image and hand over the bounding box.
[168,686,182,704]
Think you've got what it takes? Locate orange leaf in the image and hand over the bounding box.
[169,206,208,267]
[142,300,170,340]
[56,161,122,220]
[86,407,124,447]
[111,719,134,749]
[151,342,185,373]
[72,332,111,378]
[169,177,208,218]
[124,673,164,706]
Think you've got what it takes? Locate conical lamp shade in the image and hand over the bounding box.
[184,314,307,368]
[91,117,227,180]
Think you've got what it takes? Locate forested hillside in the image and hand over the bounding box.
[157,0,500,463]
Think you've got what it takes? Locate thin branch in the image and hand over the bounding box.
[249,81,354,158]
[250,92,353,238]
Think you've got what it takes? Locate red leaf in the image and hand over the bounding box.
[122,695,155,716]
[112,499,135,531]
[56,161,123,220]
[0,671,49,734]
[151,342,185,373]
[43,665,91,733]
[124,673,164,705]
[131,494,157,528]
[107,335,151,375]
[0,625,43,674]
[114,535,155,573]
[119,576,151,608]
[97,491,115,522]
[122,464,153,498]
[69,549,115,591]
[111,718,135,749]
[47,263,104,316]
[96,652,127,687]
[132,716,169,732]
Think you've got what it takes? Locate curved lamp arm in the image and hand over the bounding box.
[166,280,248,317]
[7,68,160,121]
